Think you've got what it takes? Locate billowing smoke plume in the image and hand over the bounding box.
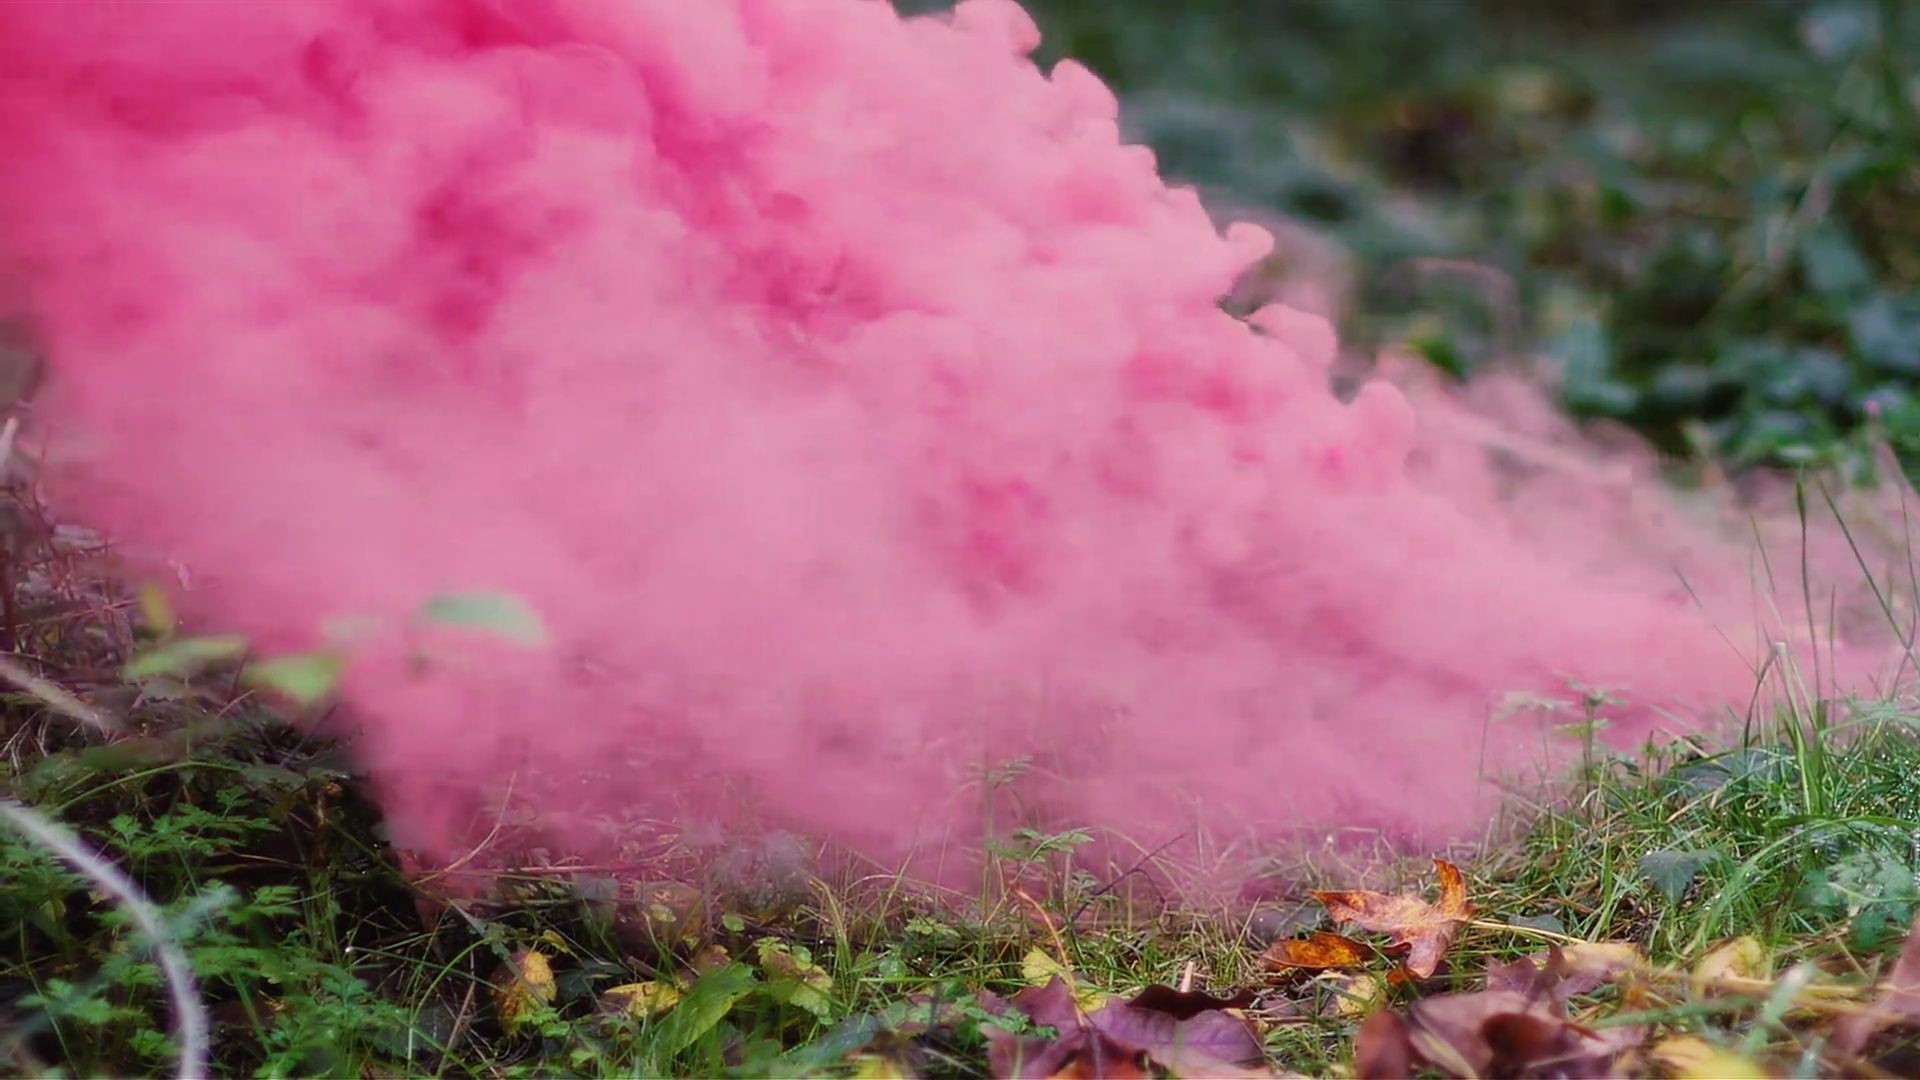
[0,0,1894,887]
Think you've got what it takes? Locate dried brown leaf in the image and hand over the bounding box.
[1353,1007,1415,1079]
[987,975,1274,1078]
[1831,914,1920,1061]
[984,1025,1153,1080]
[1313,859,1472,979]
[1261,931,1378,973]
[1488,941,1642,1003]
[1393,988,1632,1078]
[1123,983,1259,1020]
[1090,996,1265,1076]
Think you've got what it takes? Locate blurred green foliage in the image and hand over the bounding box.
[906,0,1920,470]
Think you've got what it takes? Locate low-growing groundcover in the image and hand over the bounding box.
[951,0,1920,476]
[7,516,1920,1078]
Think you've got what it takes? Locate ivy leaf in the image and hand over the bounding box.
[1639,848,1716,903]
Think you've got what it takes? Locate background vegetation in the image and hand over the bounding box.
[916,0,1920,471]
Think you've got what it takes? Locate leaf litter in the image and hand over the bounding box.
[476,861,1920,1078]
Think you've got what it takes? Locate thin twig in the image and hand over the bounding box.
[413,773,517,886]
[0,798,207,1079]
[1011,884,1069,969]
[1067,834,1185,926]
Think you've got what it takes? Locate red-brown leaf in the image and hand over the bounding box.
[1261,931,1378,973]
[1312,859,1473,979]
[1831,914,1920,1061]
[1353,1008,1415,1079]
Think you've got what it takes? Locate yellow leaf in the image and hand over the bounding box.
[1322,971,1387,1020]
[685,944,733,977]
[1019,947,1107,1012]
[602,980,682,1020]
[1022,946,1074,988]
[137,582,177,635]
[535,928,576,957]
[491,948,558,1031]
[1692,936,1769,997]
[1650,1036,1771,1079]
[850,1053,920,1079]
[1559,940,1643,979]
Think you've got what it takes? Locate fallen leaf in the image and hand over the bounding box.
[986,975,1273,1079]
[1011,974,1086,1032]
[1123,983,1259,1020]
[1830,913,1920,1061]
[1487,941,1642,1003]
[1021,947,1111,1012]
[1556,941,1643,984]
[1484,954,1554,998]
[1321,971,1387,1020]
[491,948,558,1032]
[601,980,682,1020]
[1261,931,1377,973]
[1692,935,1769,998]
[1390,988,1631,1078]
[1092,991,1266,1076]
[1649,1036,1771,1078]
[1352,1008,1414,1079]
[985,979,1152,1080]
[1313,859,1473,979]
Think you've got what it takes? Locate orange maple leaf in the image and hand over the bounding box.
[1311,858,1473,979]
[1260,931,1377,973]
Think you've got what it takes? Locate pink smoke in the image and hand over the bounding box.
[0,0,1895,887]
